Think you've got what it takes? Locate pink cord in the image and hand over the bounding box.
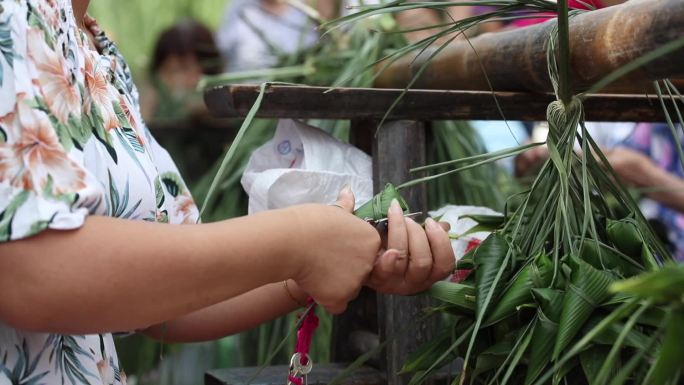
[288,298,319,385]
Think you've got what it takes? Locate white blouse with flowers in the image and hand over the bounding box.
[0,0,199,384]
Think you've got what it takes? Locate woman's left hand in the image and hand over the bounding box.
[366,199,455,295]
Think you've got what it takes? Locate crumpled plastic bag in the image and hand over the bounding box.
[241,119,373,214]
[429,205,502,282]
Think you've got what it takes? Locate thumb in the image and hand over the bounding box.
[334,185,355,213]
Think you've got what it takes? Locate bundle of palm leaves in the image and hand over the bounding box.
[320,1,684,384]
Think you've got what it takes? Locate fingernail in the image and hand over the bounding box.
[383,250,398,262]
[425,217,440,231]
[341,184,352,194]
[389,198,402,215]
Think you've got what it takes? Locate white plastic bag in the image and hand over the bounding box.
[241,119,373,214]
[429,205,502,260]
[429,205,502,282]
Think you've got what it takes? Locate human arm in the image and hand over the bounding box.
[142,280,307,343]
[0,192,380,335]
[143,198,455,343]
[604,147,684,213]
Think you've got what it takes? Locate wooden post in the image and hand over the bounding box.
[373,120,432,385]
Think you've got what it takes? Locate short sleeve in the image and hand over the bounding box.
[144,129,200,225]
[0,3,103,242]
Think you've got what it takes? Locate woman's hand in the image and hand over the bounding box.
[367,199,455,295]
[286,187,381,314]
[604,147,661,188]
[604,147,684,213]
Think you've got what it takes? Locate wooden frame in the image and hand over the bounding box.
[204,84,669,122]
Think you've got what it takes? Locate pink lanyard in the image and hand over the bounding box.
[287,299,319,385]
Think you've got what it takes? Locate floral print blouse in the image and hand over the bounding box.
[0,1,199,384]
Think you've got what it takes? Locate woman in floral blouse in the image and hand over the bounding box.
[0,1,455,384]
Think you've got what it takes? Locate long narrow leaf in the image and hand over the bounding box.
[198,82,269,220]
[473,234,512,318]
[524,288,565,385]
[643,309,684,385]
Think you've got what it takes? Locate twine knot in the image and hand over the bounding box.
[546,97,583,143]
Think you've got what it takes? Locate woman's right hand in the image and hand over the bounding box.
[284,187,381,314]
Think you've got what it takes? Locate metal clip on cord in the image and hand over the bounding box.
[286,300,318,385]
[287,352,313,385]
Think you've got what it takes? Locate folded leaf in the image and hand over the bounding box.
[473,233,512,319]
[524,288,565,385]
[579,239,642,277]
[428,281,476,312]
[354,183,408,220]
[485,253,553,325]
[641,245,661,271]
[606,219,644,259]
[553,257,615,359]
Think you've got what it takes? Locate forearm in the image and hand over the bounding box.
[143,280,308,343]
[0,211,300,335]
[645,168,684,213]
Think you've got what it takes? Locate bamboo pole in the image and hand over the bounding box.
[374,0,684,93]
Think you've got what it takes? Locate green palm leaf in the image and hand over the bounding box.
[579,239,642,277]
[643,308,684,385]
[606,219,644,259]
[399,331,453,374]
[610,264,684,303]
[524,288,564,385]
[586,318,651,350]
[428,281,476,312]
[354,183,409,220]
[473,330,521,379]
[473,233,512,319]
[553,257,615,359]
[607,331,661,385]
[485,253,553,325]
[579,345,611,382]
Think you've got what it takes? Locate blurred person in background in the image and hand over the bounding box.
[215,0,320,73]
[139,19,228,183]
[515,122,684,262]
[141,18,223,121]
[605,124,684,261]
[214,0,468,74]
